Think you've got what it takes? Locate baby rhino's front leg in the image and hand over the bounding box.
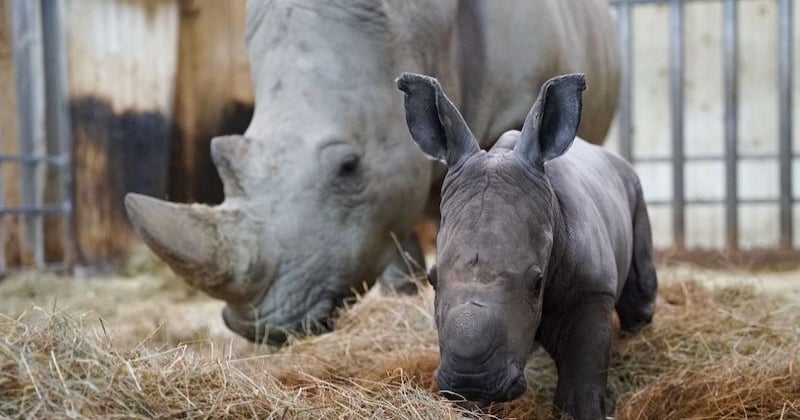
[543,295,615,420]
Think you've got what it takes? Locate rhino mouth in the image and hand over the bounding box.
[221,295,340,344]
[435,363,527,404]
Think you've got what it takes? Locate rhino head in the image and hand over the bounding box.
[398,72,585,402]
[125,1,459,343]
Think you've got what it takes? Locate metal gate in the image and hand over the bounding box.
[2,0,796,275]
[611,0,795,251]
[1,0,75,274]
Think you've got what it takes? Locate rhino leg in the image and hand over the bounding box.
[545,296,615,420]
[378,234,425,295]
[616,183,658,334]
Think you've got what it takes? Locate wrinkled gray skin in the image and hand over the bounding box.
[397,73,657,419]
[124,0,621,344]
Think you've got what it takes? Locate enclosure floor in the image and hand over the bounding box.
[2,261,798,348]
[1,253,799,419]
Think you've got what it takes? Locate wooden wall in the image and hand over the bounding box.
[0,0,23,267]
[171,0,253,204]
[64,0,180,264]
[1,0,253,269]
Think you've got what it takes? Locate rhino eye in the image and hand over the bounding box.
[427,264,438,290]
[338,154,360,177]
[530,272,544,295]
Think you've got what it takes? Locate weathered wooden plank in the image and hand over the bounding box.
[64,0,179,264]
[2,0,257,267]
[0,0,12,272]
[171,0,252,204]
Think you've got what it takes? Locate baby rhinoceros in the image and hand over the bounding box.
[396,72,658,419]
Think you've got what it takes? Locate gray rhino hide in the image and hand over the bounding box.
[125,0,621,343]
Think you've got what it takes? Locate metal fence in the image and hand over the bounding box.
[1,0,796,274]
[612,0,795,251]
[2,0,75,274]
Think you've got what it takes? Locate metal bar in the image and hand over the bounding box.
[0,9,5,275]
[0,149,4,277]
[0,261,70,276]
[10,0,45,267]
[0,168,5,270]
[723,0,738,251]
[610,0,761,4]
[669,0,685,251]
[0,204,72,215]
[646,198,796,206]
[41,0,75,268]
[0,154,68,165]
[617,0,634,162]
[778,0,794,249]
[634,153,794,163]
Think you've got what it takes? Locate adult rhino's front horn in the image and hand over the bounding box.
[124,193,264,305]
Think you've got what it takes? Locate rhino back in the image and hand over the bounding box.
[422,0,621,214]
[469,0,620,147]
[544,139,637,298]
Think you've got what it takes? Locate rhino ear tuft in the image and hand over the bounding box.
[396,72,479,167]
[516,74,586,166]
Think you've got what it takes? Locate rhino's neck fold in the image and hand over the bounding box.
[544,183,568,285]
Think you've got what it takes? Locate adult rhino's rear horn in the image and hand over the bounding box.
[211,135,249,197]
[124,193,254,303]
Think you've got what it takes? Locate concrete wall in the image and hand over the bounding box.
[608,0,800,250]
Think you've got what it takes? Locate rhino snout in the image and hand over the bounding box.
[435,302,526,402]
[221,294,338,345]
[435,362,526,403]
[439,302,501,361]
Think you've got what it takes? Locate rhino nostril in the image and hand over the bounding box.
[264,328,289,345]
[500,368,528,401]
[301,317,333,336]
[221,305,297,345]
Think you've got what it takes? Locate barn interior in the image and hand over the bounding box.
[1,0,799,418]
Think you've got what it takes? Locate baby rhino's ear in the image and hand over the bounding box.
[515,74,586,167]
[396,72,479,167]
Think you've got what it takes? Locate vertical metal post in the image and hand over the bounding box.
[0,141,4,275]
[0,7,6,274]
[618,0,634,162]
[0,170,4,274]
[41,0,75,267]
[778,0,794,249]
[669,0,685,251]
[723,0,738,251]
[10,0,45,267]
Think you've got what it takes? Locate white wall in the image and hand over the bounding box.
[609,0,800,249]
[64,0,179,114]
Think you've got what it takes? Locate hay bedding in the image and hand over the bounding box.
[1,264,799,419]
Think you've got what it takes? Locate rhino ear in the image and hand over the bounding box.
[515,74,586,167]
[396,72,479,167]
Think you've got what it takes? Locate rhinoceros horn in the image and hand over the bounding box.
[210,135,248,197]
[124,193,259,304]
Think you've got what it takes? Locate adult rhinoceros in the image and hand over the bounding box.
[125,0,621,343]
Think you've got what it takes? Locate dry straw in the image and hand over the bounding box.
[1,266,798,419]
